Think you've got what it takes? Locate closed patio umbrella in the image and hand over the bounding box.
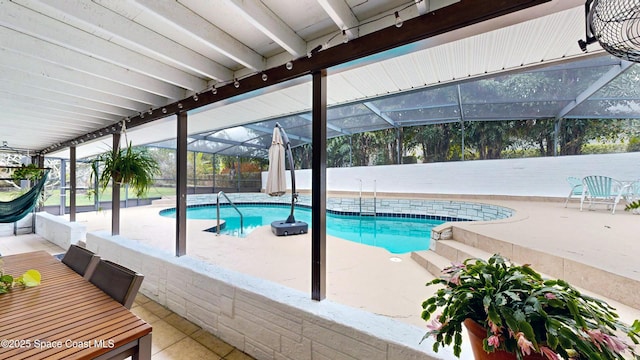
[266,126,286,196]
[267,123,308,236]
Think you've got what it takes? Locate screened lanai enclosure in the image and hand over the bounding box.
[2,52,639,216]
[146,54,640,165]
[2,0,640,218]
[4,53,640,211]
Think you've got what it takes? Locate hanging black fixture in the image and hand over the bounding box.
[579,0,640,62]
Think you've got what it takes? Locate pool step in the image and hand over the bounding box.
[432,239,494,264]
[203,219,227,233]
[410,251,450,276]
[411,240,494,275]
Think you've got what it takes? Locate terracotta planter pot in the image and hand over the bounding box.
[464,319,546,360]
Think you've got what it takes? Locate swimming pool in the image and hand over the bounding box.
[160,204,453,254]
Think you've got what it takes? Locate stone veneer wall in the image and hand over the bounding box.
[182,193,513,222]
[86,231,461,360]
[35,212,86,250]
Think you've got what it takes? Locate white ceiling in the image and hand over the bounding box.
[0,0,598,159]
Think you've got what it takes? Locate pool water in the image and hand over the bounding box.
[162,204,445,254]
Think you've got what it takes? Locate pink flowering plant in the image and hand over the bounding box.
[421,254,640,359]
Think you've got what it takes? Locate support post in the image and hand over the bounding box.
[349,135,352,167]
[457,84,466,161]
[111,133,121,235]
[311,70,327,301]
[397,127,403,164]
[554,118,561,156]
[192,151,197,193]
[461,120,465,161]
[32,154,45,213]
[32,154,45,168]
[176,112,188,256]
[60,159,66,216]
[70,146,76,222]
[93,163,99,212]
[212,153,216,193]
[236,156,241,192]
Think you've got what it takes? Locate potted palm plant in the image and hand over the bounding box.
[421,254,640,360]
[90,142,160,198]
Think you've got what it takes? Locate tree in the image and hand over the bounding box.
[511,118,555,156]
[326,136,352,167]
[558,119,625,155]
[464,121,515,159]
[291,144,312,169]
[404,123,457,163]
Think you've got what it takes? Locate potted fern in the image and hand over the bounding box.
[90,142,159,198]
[421,254,640,360]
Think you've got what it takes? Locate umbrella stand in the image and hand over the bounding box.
[270,123,308,236]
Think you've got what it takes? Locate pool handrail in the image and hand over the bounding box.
[216,191,243,235]
[357,179,377,217]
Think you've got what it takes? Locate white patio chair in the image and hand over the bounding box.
[624,180,640,202]
[563,177,584,207]
[580,175,625,214]
[623,180,640,214]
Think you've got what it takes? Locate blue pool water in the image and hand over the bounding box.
[161,204,447,254]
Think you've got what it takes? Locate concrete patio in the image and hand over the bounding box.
[69,194,640,328]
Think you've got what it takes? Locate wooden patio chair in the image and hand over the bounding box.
[61,244,100,280]
[580,175,625,214]
[88,259,144,309]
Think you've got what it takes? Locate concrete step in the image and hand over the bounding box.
[411,239,495,278]
[411,250,451,276]
[449,227,514,256]
[432,239,494,264]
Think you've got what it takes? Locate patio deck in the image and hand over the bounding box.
[72,195,640,328]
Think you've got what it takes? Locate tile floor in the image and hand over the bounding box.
[131,294,254,360]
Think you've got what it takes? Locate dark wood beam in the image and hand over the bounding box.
[70,145,76,222]
[31,154,45,214]
[176,112,188,257]
[39,0,550,155]
[111,132,121,236]
[311,70,327,301]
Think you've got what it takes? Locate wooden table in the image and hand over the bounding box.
[0,251,152,359]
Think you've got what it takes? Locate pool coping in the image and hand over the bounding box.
[160,193,516,223]
[159,201,475,223]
